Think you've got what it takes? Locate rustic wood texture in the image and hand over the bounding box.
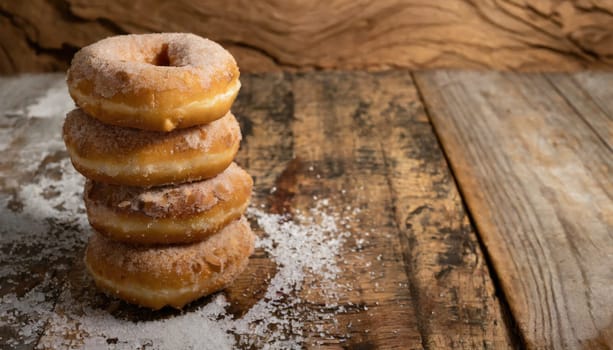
[288,71,514,348]
[0,74,81,350]
[414,71,613,349]
[0,72,514,348]
[546,72,613,149]
[2,0,613,74]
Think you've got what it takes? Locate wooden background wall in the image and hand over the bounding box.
[1,0,613,74]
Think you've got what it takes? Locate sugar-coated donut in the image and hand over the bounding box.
[67,33,240,132]
[84,163,252,245]
[85,217,255,309]
[63,108,241,187]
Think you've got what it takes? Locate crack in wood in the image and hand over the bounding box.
[378,139,430,350]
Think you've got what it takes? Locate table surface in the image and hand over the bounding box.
[0,71,611,349]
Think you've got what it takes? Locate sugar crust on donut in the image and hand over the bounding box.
[63,108,241,187]
[85,217,255,309]
[84,163,253,245]
[67,33,240,131]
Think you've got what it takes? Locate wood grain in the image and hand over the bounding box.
[0,72,515,348]
[414,71,613,349]
[547,72,613,150]
[1,0,613,74]
[289,71,514,348]
[0,74,82,349]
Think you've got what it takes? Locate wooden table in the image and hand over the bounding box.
[0,71,611,349]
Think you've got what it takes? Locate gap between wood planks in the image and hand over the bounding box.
[544,75,613,153]
[410,71,527,350]
[412,71,613,349]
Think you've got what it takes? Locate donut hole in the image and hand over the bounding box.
[150,44,171,66]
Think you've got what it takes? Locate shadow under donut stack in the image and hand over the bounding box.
[62,33,255,309]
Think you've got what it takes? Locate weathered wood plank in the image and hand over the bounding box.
[288,73,423,348]
[414,71,613,349]
[290,71,514,348]
[0,74,82,349]
[547,72,613,150]
[2,0,613,74]
[2,71,515,349]
[277,74,422,349]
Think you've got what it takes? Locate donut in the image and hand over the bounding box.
[85,217,255,309]
[84,163,252,245]
[63,108,241,187]
[67,33,240,132]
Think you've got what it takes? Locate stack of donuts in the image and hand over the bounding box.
[62,33,255,309]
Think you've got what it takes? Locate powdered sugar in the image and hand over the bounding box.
[0,118,88,347]
[231,205,350,348]
[32,202,351,349]
[1,143,352,348]
[25,80,75,119]
[0,274,57,346]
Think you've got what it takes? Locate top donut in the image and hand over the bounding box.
[67,33,240,132]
